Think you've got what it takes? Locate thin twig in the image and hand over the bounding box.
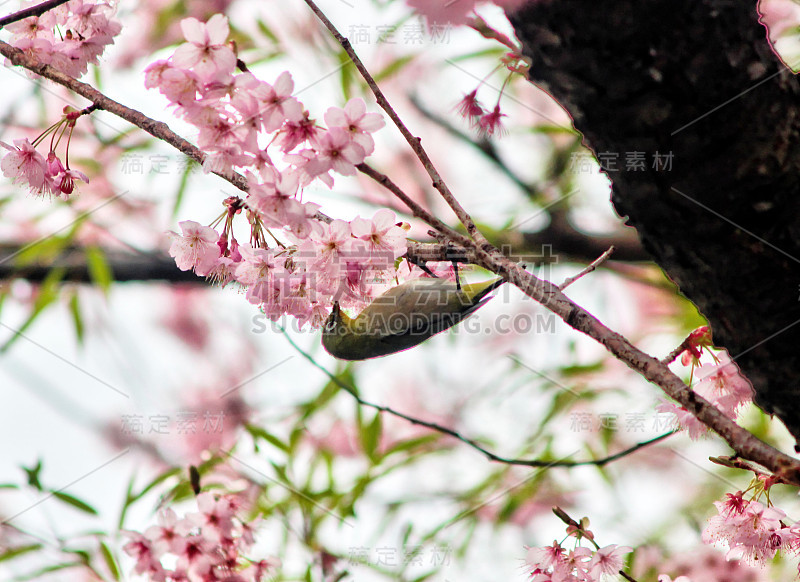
[0,0,71,29]
[661,335,693,365]
[281,327,676,469]
[466,15,521,53]
[301,0,491,249]
[356,162,468,245]
[558,245,615,290]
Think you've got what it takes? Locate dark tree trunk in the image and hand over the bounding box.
[509,0,800,446]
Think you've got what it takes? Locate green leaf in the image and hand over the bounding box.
[124,467,182,516]
[51,491,98,515]
[337,48,356,100]
[382,434,439,457]
[170,160,195,220]
[0,287,7,320]
[360,412,383,462]
[85,246,113,292]
[99,541,121,580]
[1,267,65,353]
[256,18,279,44]
[62,547,91,564]
[13,237,71,268]
[13,561,83,581]
[300,375,346,422]
[13,214,85,268]
[245,424,290,452]
[67,291,84,344]
[118,475,136,530]
[21,459,43,490]
[448,46,507,63]
[530,124,580,135]
[0,544,42,563]
[373,54,415,83]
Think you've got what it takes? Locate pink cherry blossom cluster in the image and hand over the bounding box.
[153,14,408,328]
[702,488,800,568]
[144,14,385,184]
[168,206,407,328]
[657,347,753,440]
[0,107,90,199]
[525,515,632,582]
[525,540,632,581]
[6,0,121,78]
[122,491,278,582]
[406,0,534,26]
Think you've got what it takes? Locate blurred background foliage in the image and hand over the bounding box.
[1,0,799,581]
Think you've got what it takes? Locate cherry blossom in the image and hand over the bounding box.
[350,208,408,267]
[123,492,277,582]
[457,89,485,125]
[703,490,798,567]
[303,127,367,181]
[1,139,52,196]
[657,349,753,440]
[234,244,285,306]
[7,0,121,78]
[122,531,167,580]
[324,98,386,155]
[680,325,712,366]
[145,61,201,106]
[145,507,187,556]
[693,352,753,417]
[249,71,304,133]
[168,221,221,275]
[172,14,236,81]
[478,103,507,137]
[185,491,236,543]
[525,538,632,581]
[298,219,366,286]
[588,544,632,577]
[276,110,323,153]
[54,166,89,198]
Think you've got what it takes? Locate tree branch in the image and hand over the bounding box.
[508,0,800,445]
[356,163,468,245]
[465,245,800,485]
[0,247,204,284]
[0,0,71,29]
[303,0,800,482]
[0,40,249,194]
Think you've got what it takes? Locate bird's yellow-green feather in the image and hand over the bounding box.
[322,277,505,360]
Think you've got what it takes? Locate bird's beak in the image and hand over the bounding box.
[324,302,340,331]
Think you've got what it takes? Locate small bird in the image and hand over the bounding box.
[322,276,506,360]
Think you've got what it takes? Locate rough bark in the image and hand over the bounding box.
[509,0,800,445]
